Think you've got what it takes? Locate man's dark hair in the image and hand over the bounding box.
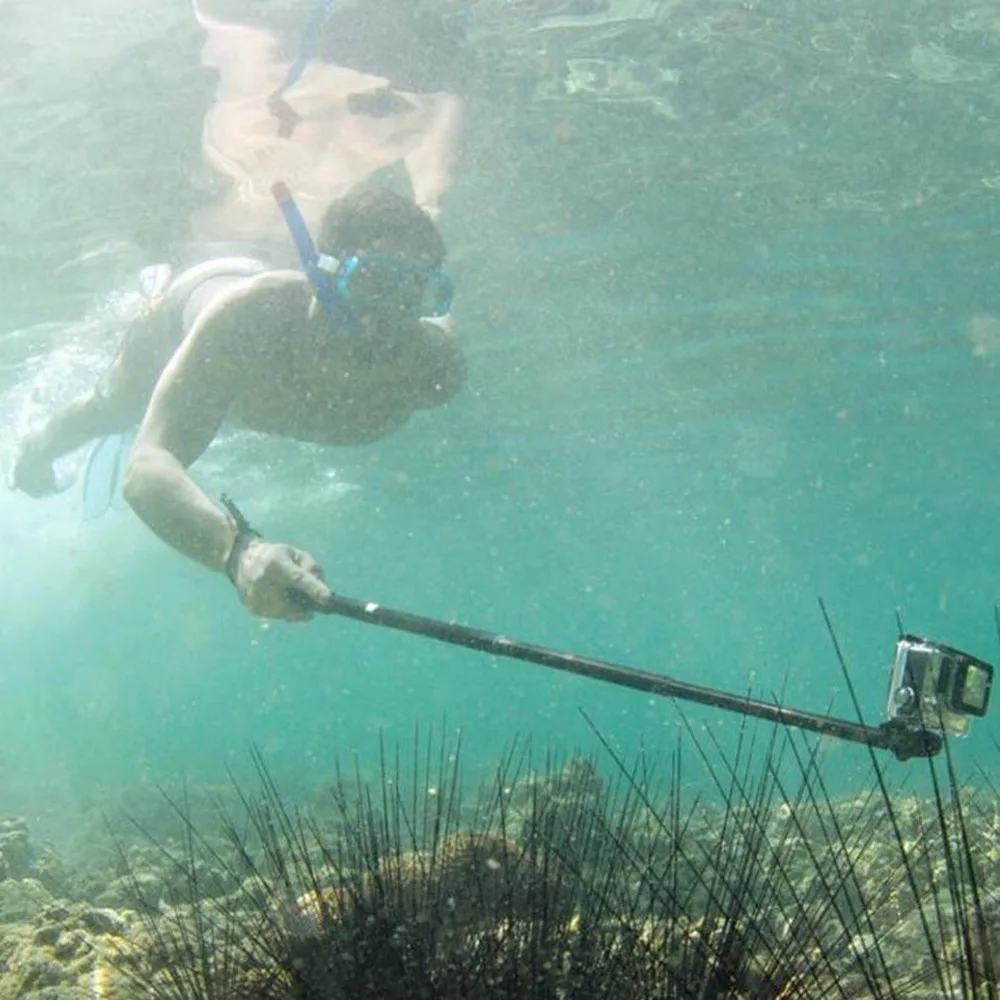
[318,187,446,264]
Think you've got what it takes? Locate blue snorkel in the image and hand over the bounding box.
[268,0,337,137]
[271,181,361,335]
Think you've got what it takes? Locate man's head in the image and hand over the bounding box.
[317,187,451,327]
[318,186,446,265]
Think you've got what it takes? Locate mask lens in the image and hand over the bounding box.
[341,254,453,318]
[420,270,453,318]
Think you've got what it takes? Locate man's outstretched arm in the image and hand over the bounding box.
[122,293,245,572]
[123,281,331,621]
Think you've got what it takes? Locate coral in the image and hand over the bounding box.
[0,901,129,1000]
[0,818,70,901]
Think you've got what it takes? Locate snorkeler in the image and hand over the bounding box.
[10,185,465,623]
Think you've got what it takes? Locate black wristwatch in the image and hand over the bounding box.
[220,494,261,584]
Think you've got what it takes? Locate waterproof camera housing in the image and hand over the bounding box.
[886,635,994,737]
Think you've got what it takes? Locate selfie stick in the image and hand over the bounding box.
[302,589,940,761]
[218,495,938,762]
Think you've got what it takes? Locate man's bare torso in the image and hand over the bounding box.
[133,263,464,447]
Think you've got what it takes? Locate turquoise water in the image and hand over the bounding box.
[1,0,998,847]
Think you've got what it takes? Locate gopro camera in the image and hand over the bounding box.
[886,635,994,737]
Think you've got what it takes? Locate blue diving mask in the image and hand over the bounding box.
[272,181,453,331]
[317,251,454,319]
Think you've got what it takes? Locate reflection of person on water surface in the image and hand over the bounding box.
[191,0,468,243]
